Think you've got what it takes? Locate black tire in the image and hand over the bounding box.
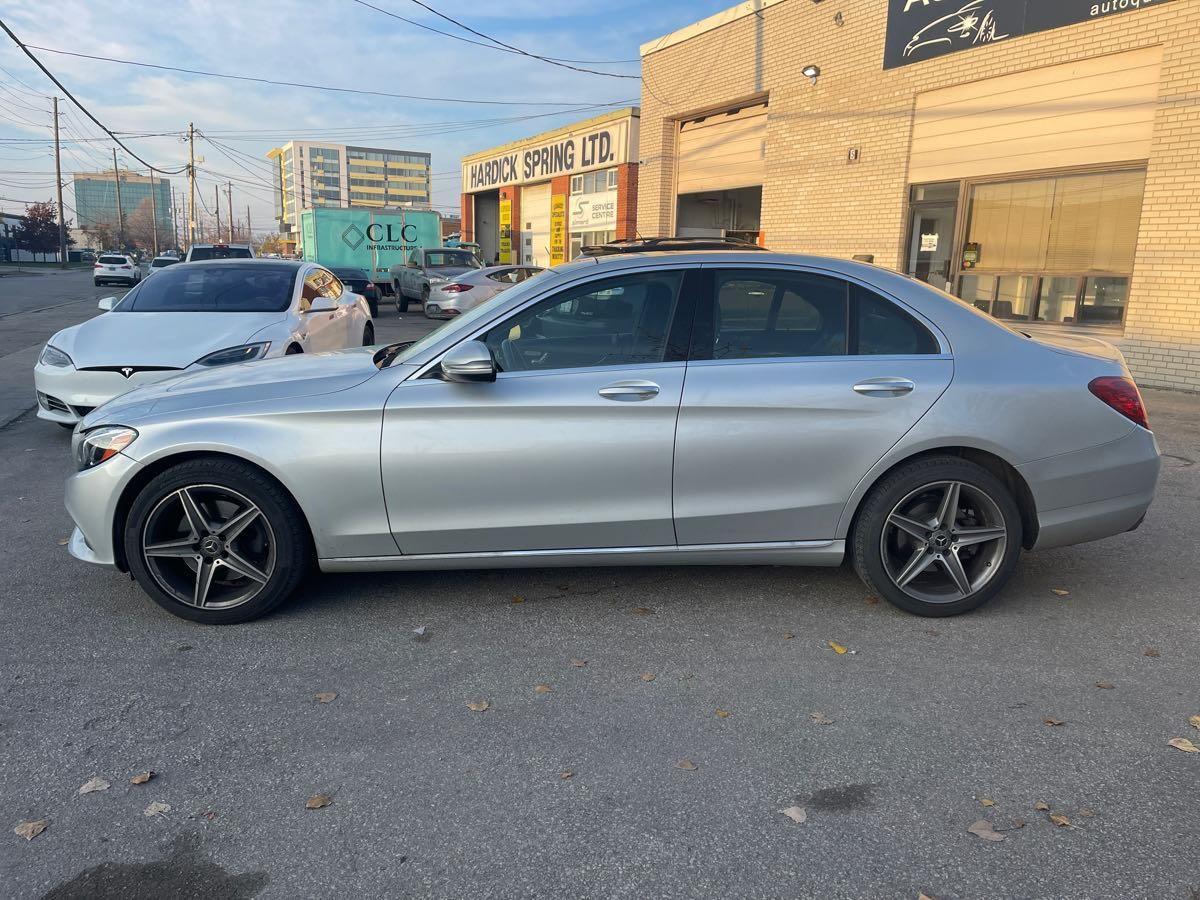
[94,279,102,287]
[395,285,409,314]
[363,323,375,346]
[420,285,430,309]
[285,344,303,355]
[851,455,1022,617]
[368,298,378,318]
[124,458,312,624]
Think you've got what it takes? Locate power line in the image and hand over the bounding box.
[349,0,639,67]
[21,42,628,107]
[0,18,188,175]
[400,0,638,78]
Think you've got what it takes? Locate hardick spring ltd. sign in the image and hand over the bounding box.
[463,116,636,192]
[884,0,1176,69]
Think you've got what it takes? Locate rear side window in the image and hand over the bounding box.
[854,285,940,355]
[709,271,848,360]
[189,246,252,260]
[98,255,127,264]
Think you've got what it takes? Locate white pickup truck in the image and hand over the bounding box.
[389,247,483,313]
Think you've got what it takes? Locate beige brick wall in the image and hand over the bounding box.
[638,0,1200,390]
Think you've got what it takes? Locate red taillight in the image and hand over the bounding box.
[1089,376,1149,429]
[120,264,132,269]
[93,263,101,268]
[440,283,471,293]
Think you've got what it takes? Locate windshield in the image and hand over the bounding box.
[118,263,298,312]
[426,250,481,269]
[150,258,177,268]
[189,246,253,260]
[380,272,550,367]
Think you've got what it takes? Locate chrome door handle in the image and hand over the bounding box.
[853,377,915,397]
[599,380,660,401]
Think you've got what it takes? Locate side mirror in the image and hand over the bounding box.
[440,340,496,383]
[97,297,118,311]
[306,296,337,313]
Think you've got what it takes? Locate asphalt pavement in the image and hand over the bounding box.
[1,272,1199,899]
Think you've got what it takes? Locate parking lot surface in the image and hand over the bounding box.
[2,272,1199,898]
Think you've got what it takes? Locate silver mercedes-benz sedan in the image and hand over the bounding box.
[63,246,1160,624]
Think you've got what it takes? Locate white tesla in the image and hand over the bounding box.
[34,260,374,427]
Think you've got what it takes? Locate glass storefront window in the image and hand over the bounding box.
[993,276,1037,321]
[959,274,997,312]
[1036,276,1081,323]
[1080,277,1130,326]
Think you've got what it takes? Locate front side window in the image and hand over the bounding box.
[483,271,684,373]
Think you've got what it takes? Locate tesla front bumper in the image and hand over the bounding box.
[34,363,178,424]
[64,450,143,568]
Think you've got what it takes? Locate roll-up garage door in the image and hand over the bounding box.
[676,103,767,195]
[520,182,552,267]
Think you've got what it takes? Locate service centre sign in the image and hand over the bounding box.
[884,0,1177,69]
[569,190,617,232]
[464,115,637,192]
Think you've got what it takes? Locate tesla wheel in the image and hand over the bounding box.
[851,456,1022,617]
[363,323,374,345]
[124,458,311,624]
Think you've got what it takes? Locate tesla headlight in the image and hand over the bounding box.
[40,344,74,368]
[76,426,138,470]
[192,342,271,367]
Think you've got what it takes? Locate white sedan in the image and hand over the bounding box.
[423,264,544,319]
[35,259,374,426]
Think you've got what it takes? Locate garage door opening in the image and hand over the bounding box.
[474,190,500,265]
[677,186,762,244]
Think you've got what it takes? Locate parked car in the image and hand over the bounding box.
[35,260,373,427]
[93,253,140,287]
[390,247,482,313]
[61,242,1160,624]
[328,266,380,318]
[80,249,96,263]
[184,243,255,262]
[146,255,181,276]
[424,265,543,319]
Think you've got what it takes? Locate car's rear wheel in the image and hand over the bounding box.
[124,459,311,624]
[362,323,374,345]
[395,284,409,314]
[852,456,1022,617]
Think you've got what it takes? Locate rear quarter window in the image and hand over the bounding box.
[853,285,940,355]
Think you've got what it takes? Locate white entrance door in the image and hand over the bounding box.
[520,182,552,267]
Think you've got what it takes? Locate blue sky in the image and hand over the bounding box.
[0,0,734,234]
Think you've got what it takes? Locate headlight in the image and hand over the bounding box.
[192,342,271,367]
[40,344,74,368]
[76,426,137,470]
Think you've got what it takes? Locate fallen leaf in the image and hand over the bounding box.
[865,595,879,605]
[571,658,587,668]
[1189,715,1200,730]
[1168,737,1199,753]
[924,628,942,636]
[1010,818,1027,829]
[78,777,110,794]
[130,771,155,785]
[559,770,574,780]
[809,712,833,726]
[979,797,995,807]
[783,631,795,640]
[828,641,848,655]
[1095,681,1115,690]
[779,805,807,824]
[412,625,428,636]
[1049,813,1071,827]
[466,700,490,712]
[1043,717,1064,727]
[632,607,652,616]
[314,692,337,703]
[14,819,47,841]
[1034,801,1050,811]
[305,794,332,810]
[143,801,171,817]
[56,538,69,546]
[534,683,552,694]
[918,895,936,900]
[200,810,217,822]
[1051,589,1071,597]
[715,709,731,718]
[1143,647,1160,658]
[510,596,525,605]
[1078,808,1095,818]
[639,673,656,682]
[675,759,698,771]
[967,819,1005,842]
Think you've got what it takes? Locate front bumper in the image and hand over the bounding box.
[64,450,143,567]
[34,363,177,424]
[1019,426,1161,551]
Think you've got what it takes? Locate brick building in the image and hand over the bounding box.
[460,108,639,267]
[638,0,1200,391]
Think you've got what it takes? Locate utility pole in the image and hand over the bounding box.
[246,204,251,247]
[215,184,221,239]
[171,186,179,250]
[52,97,67,268]
[187,122,196,248]
[148,167,159,257]
[226,181,234,242]
[112,148,125,251]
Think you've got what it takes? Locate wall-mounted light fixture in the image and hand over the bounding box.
[802,65,821,86]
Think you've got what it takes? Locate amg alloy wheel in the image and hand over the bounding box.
[124,459,310,623]
[852,456,1022,616]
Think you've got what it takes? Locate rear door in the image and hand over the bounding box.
[672,266,953,544]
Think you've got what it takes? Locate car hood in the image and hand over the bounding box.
[51,311,287,368]
[81,347,382,428]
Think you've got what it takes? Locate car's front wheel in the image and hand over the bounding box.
[124,458,311,624]
[851,456,1022,617]
[395,284,409,314]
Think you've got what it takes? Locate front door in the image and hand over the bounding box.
[672,267,953,544]
[380,268,694,555]
[906,201,958,293]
